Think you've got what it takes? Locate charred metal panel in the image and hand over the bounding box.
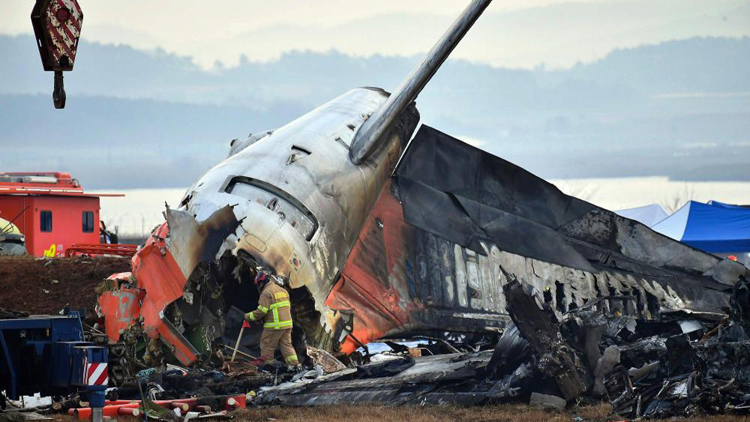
[258,352,494,406]
[129,221,199,365]
[395,125,748,286]
[101,207,240,366]
[332,180,512,353]
[395,124,595,268]
[325,124,747,351]
[504,280,592,400]
[97,287,141,343]
[328,182,419,353]
[332,170,742,355]
[393,126,748,311]
[396,171,595,272]
[165,206,240,279]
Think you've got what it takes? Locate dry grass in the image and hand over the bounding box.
[231,404,750,422]
[50,403,750,422]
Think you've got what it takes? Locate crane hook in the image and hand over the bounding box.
[53,70,66,109]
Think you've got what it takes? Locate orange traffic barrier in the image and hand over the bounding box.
[68,394,247,420]
[68,407,91,420]
[104,400,136,405]
[68,403,139,420]
[225,395,246,409]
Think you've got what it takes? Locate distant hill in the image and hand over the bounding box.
[1,35,749,188]
[548,37,750,93]
[4,35,749,107]
[0,94,305,189]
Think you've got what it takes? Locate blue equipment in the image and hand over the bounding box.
[0,311,107,419]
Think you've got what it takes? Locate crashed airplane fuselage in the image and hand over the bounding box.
[98,0,748,368]
[174,87,419,355]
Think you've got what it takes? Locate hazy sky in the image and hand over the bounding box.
[4,0,749,69]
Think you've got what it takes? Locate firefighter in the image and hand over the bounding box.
[245,270,299,367]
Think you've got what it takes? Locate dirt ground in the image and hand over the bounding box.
[0,256,130,314]
[235,404,612,422]
[50,404,748,422]
[229,404,750,422]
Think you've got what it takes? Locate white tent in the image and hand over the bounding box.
[615,204,668,227]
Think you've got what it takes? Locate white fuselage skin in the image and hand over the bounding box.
[178,88,416,335]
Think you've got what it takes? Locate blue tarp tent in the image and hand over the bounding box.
[708,200,750,210]
[652,200,750,253]
[616,204,668,227]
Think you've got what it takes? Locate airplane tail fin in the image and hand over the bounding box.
[349,0,492,164]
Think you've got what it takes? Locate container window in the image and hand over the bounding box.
[82,211,95,233]
[40,210,52,232]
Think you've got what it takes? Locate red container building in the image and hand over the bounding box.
[0,172,122,257]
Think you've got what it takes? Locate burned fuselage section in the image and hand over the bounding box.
[99,88,422,366]
[322,125,745,353]
[99,121,748,370]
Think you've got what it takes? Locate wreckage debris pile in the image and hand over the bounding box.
[0,256,130,314]
[229,277,750,419]
[496,277,750,419]
[117,364,276,402]
[4,254,750,420]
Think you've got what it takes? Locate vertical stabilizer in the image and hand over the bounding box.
[349,0,492,164]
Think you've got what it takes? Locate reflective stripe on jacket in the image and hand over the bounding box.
[246,282,293,329]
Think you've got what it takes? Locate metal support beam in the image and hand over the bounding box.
[0,330,17,400]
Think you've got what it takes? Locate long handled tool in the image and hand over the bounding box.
[231,320,250,362]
